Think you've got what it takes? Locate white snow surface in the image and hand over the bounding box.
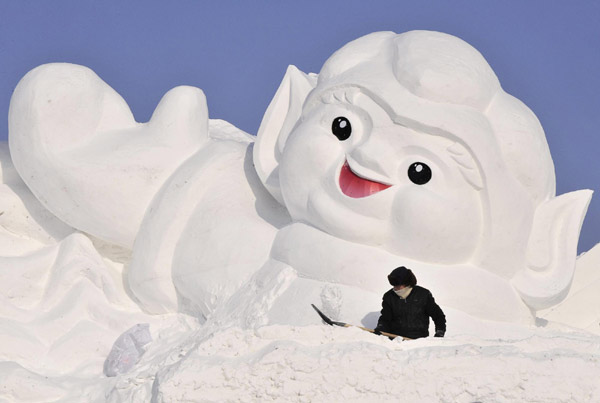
[0,138,598,401]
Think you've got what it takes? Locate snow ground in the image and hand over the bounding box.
[1,237,598,402]
[117,322,600,402]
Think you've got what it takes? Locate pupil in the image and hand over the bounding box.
[332,117,352,141]
[408,162,432,185]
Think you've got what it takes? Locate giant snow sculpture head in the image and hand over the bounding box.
[254,30,592,310]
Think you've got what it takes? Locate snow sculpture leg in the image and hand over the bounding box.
[8,64,209,248]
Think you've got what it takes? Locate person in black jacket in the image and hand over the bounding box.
[375,266,446,339]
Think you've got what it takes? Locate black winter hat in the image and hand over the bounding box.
[388,266,409,286]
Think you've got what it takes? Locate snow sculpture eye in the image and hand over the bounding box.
[331,117,352,141]
[408,162,432,185]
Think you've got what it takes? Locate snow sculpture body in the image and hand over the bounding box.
[8,31,592,327]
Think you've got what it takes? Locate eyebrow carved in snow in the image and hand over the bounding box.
[447,142,483,190]
[320,87,360,105]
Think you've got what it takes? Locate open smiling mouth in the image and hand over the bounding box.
[339,160,391,198]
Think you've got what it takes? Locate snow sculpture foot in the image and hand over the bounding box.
[9,63,209,248]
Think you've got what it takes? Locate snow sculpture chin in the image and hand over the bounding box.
[8,31,592,327]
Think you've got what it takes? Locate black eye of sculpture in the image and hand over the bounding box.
[407,162,432,185]
[331,117,352,141]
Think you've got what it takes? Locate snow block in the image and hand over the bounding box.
[103,323,152,377]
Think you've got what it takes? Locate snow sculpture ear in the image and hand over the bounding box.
[512,189,593,310]
[254,65,317,204]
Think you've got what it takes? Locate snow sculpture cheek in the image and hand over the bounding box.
[386,166,483,263]
[277,118,347,225]
[277,103,399,247]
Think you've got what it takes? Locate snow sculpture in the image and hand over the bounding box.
[8,31,592,327]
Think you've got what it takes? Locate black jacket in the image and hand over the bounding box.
[375,285,446,339]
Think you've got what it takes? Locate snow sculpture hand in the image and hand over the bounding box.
[254,31,592,310]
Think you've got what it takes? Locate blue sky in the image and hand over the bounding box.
[0,1,598,253]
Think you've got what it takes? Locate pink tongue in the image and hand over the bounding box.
[339,161,391,198]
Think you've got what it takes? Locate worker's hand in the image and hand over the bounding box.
[434,330,445,337]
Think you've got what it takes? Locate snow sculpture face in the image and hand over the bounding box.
[278,88,483,263]
[255,31,592,309]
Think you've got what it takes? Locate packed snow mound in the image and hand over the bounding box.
[130,325,600,402]
[539,243,600,334]
[0,229,194,380]
[0,150,196,396]
[4,318,600,401]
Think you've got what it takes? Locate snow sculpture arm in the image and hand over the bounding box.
[127,136,288,317]
[8,63,209,248]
